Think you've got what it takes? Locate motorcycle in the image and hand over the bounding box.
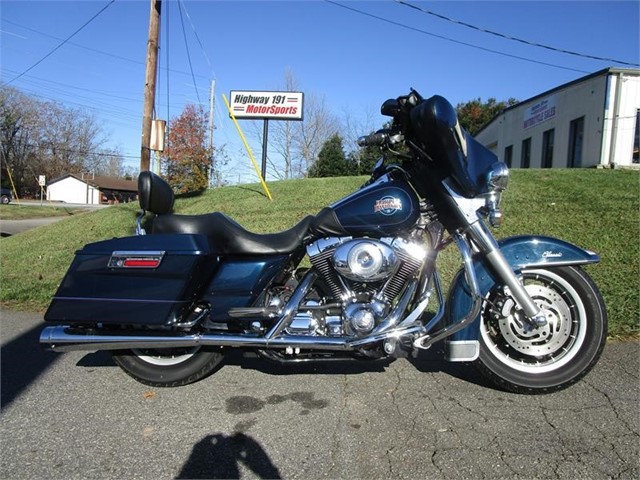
[40,89,607,393]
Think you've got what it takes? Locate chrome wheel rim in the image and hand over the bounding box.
[131,347,200,366]
[481,269,587,374]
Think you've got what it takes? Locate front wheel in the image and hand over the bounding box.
[475,266,607,394]
[112,347,224,387]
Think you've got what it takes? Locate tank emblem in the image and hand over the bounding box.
[374,196,402,216]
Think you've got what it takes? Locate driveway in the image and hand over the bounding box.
[1,309,638,479]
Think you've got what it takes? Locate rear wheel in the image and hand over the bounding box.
[475,266,607,394]
[112,347,224,387]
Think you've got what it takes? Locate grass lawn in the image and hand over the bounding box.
[0,169,637,338]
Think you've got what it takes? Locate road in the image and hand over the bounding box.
[0,201,106,236]
[0,217,67,236]
[1,309,638,479]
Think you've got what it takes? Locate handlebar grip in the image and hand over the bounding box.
[357,132,388,147]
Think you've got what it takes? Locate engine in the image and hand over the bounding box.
[285,236,428,338]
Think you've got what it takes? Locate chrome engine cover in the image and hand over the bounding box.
[332,239,399,282]
[303,235,430,338]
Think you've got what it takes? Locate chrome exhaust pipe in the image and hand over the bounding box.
[40,323,425,353]
[40,325,352,352]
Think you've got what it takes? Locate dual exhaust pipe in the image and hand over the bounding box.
[39,324,424,353]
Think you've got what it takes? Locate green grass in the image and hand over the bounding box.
[1,169,638,338]
[0,204,90,220]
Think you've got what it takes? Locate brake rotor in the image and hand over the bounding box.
[497,284,572,357]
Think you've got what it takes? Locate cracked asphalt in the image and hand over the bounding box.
[2,309,638,479]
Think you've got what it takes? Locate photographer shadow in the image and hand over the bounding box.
[177,432,281,479]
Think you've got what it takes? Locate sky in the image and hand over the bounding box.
[1,0,639,183]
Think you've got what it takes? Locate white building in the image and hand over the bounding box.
[475,68,640,169]
[47,174,137,205]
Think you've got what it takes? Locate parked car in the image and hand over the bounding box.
[1,187,13,204]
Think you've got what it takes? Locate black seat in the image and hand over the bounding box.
[153,212,314,255]
[138,171,319,255]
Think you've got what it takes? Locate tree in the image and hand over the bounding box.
[295,92,338,177]
[1,85,121,196]
[309,134,350,178]
[348,143,380,176]
[456,97,518,136]
[162,104,211,193]
[247,70,338,180]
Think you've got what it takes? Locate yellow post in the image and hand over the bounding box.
[222,94,273,200]
[2,161,20,205]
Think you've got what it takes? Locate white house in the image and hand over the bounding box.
[475,68,640,169]
[47,174,137,205]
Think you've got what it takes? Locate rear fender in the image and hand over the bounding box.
[444,235,600,361]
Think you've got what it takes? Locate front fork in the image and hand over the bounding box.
[465,220,547,328]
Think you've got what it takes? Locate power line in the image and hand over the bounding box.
[177,0,202,105]
[325,0,590,74]
[395,0,639,68]
[14,141,140,160]
[1,18,212,82]
[4,0,116,85]
[179,0,215,77]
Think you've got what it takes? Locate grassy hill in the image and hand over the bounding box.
[1,169,637,338]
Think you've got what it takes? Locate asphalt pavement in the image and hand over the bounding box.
[1,308,638,479]
[0,217,67,236]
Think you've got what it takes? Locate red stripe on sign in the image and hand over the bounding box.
[123,259,161,268]
[287,98,298,103]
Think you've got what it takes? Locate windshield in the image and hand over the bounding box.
[409,95,499,198]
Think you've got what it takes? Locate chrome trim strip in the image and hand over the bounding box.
[108,250,165,269]
[110,250,166,256]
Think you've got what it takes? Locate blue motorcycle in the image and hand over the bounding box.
[40,90,607,393]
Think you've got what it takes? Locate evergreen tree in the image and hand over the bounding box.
[309,134,349,177]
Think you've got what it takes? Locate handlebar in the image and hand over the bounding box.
[357,132,389,147]
[357,130,404,148]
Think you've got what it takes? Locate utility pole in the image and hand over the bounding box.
[209,79,215,187]
[140,0,161,172]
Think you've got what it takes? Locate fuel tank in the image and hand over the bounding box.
[331,175,420,236]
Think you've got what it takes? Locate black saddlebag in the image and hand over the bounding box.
[45,234,218,326]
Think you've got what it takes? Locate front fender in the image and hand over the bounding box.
[444,235,600,358]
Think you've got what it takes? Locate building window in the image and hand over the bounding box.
[504,145,513,167]
[568,116,585,168]
[542,128,555,168]
[521,138,531,168]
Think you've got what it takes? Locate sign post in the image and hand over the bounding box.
[229,90,304,181]
[38,175,46,205]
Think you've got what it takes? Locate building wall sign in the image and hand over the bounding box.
[523,95,557,129]
[229,90,304,120]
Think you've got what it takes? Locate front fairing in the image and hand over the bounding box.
[409,95,501,198]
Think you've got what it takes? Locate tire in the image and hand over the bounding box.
[112,347,224,387]
[475,266,607,394]
[1,195,10,204]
